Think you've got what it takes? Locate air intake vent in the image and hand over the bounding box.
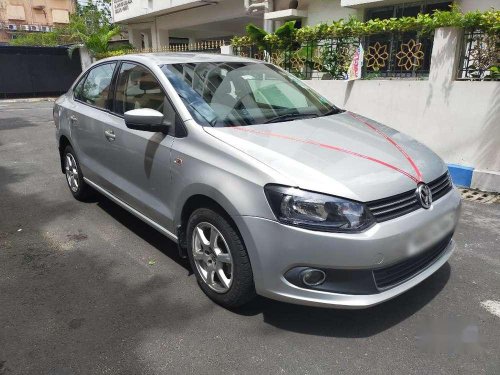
[373,233,452,290]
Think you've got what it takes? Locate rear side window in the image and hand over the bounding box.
[79,63,116,109]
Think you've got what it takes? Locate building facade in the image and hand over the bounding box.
[111,0,498,49]
[0,0,76,43]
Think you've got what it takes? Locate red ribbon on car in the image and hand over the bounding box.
[347,112,423,183]
[230,112,423,184]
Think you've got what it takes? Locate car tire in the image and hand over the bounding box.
[186,207,256,308]
[63,145,92,201]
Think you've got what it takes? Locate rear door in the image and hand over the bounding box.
[98,62,182,230]
[69,62,117,186]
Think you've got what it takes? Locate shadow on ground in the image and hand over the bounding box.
[0,117,40,131]
[235,264,450,337]
[95,194,191,272]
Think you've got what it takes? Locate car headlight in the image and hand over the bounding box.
[264,185,374,232]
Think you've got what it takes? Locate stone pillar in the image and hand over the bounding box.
[264,0,274,33]
[142,32,150,49]
[79,46,94,70]
[151,23,158,50]
[429,27,464,85]
[157,29,170,49]
[128,28,142,49]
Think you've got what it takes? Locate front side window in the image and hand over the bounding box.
[114,63,166,115]
[161,62,338,127]
[79,63,116,109]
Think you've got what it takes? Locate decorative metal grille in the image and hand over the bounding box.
[457,30,499,81]
[234,32,433,80]
[364,32,433,78]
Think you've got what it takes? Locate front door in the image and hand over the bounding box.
[99,62,178,230]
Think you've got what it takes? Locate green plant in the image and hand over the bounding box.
[234,20,297,48]
[488,66,500,80]
[94,48,133,60]
[67,0,121,55]
[9,30,68,47]
[319,40,357,79]
[232,6,500,47]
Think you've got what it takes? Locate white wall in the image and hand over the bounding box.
[304,0,360,26]
[456,0,499,12]
[305,80,500,174]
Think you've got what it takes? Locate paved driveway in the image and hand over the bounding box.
[0,100,499,375]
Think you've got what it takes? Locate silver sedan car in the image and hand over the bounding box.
[53,53,461,309]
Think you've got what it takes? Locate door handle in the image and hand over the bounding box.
[104,129,116,142]
[69,115,78,126]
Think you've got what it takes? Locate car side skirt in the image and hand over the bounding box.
[83,177,178,243]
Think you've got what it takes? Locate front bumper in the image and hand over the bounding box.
[234,188,461,308]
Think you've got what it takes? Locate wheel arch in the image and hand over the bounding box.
[176,191,241,257]
[58,135,72,173]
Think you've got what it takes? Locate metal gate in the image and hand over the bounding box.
[0,46,82,98]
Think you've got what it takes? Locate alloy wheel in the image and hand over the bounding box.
[191,222,233,293]
[65,153,79,193]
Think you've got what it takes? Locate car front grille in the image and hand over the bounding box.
[366,172,453,222]
[373,233,453,290]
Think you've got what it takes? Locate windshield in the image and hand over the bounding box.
[160,62,340,127]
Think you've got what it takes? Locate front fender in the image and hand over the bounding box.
[174,182,243,226]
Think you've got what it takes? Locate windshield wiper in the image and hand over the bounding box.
[322,106,344,116]
[264,113,318,124]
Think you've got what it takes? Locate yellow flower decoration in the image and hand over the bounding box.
[365,42,389,71]
[312,57,323,71]
[290,51,305,72]
[271,52,285,68]
[396,39,425,71]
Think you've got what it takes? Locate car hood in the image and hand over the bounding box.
[203,112,447,202]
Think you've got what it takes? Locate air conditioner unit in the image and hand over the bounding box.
[41,26,51,32]
[21,25,30,31]
[29,25,40,32]
[8,24,18,31]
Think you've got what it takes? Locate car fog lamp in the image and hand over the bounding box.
[301,268,326,286]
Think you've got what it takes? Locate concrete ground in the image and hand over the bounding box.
[0,100,499,375]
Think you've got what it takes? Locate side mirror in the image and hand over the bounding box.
[124,108,170,132]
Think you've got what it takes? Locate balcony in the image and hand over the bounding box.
[263,9,307,22]
[112,0,219,23]
[341,0,385,7]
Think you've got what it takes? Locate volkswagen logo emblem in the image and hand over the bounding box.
[416,183,432,209]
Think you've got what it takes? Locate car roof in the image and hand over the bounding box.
[100,52,261,66]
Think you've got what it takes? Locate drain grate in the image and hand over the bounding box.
[458,188,500,204]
